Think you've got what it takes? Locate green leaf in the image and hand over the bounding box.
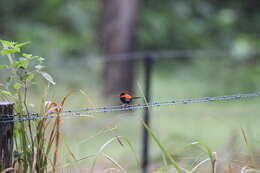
[0,90,12,96]
[16,41,30,48]
[13,82,21,90]
[1,48,20,55]
[0,40,11,45]
[0,40,15,48]
[35,64,44,70]
[14,59,29,68]
[0,65,7,69]
[26,74,34,81]
[37,57,45,62]
[22,53,34,60]
[38,71,56,85]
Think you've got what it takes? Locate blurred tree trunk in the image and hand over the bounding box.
[100,0,140,96]
[243,0,260,15]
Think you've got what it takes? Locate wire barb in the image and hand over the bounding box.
[1,91,260,124]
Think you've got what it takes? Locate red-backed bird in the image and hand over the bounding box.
[120,93,141,105]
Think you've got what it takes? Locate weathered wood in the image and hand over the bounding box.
[0,102,14,172]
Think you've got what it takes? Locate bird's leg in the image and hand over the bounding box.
[121,103,130,108]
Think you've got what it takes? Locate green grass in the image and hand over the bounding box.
[37,80,260,172]
[4,58,260,172]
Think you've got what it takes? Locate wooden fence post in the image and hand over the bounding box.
[0,102,14,172]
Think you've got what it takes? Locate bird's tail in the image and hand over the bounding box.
[132,96,142,100]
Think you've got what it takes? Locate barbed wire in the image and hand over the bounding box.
[1,91,260,124]
[9,48,260,118]
[13,48,260,116]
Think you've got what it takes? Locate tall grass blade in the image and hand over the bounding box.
[161,153,169,173]
[189,158,210,173]
[142,122,183,173]
[241,166,260,173]
[189,141,216,173]
[241,128,256,167]
[103,168,122,173]
[103,154,127,173]
[90,136,121,173]
[0,168,15,173]
[90,136,142,173]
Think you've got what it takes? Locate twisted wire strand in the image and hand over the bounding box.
[1,91,260,124]
[11,104,132,117]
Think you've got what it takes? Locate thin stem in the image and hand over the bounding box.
[23,81,30,116]
[7,54,14,65]
[24,81,35,162]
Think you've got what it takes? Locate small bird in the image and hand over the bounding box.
[120,92,141,105]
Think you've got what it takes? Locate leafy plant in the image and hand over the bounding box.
[0,40,62,173]
[0,40,55,101]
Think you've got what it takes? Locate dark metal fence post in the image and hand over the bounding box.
[0,102,14,172]
[142,56,153,173]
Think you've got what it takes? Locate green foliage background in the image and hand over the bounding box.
[1,0,260,172]
[1,0,260,96]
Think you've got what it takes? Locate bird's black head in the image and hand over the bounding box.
[120,93,126,97]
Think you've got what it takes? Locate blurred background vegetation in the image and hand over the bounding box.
[1,0,260,172]
[1,0,260,95]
